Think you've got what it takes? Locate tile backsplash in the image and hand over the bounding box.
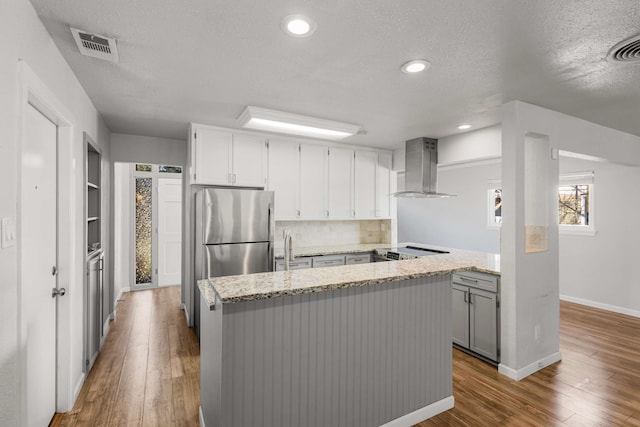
[274,220,391,249]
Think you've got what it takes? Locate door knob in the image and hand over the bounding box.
[52,266,57,276]
[52,287,66,298]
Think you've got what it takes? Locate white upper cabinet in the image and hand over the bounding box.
[299,144,328,219]
[192,125,266,187]
[327,147,355,219]
[354,150,378,218]
[232,133,267,187]
[267,139,300,220]
[376,152,392,218]
[193,127,232,185]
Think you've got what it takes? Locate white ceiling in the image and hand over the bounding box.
[29,0,640,149]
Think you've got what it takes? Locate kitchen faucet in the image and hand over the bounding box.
[283,230,294,271]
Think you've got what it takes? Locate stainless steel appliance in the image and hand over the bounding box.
[194,188,274,338]
[381,246,450,261]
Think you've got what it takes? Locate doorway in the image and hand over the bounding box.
[18,61,76,423]
[114,163,182,293]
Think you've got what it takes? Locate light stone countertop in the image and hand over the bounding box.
[273,243,390,259]
[198,245,500,307]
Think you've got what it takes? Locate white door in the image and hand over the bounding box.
[22,104,57,427]
[354,150,377,218]
[327,147,354,218]
[158,177,182,286]
[299,144,327,218]
[267,140,300,220]
[233,134,266,187]
[193,128,232,185]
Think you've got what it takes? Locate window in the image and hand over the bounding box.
[487,179,502,229]
[135,163,152,172]
[159,165,182,174]
[487,171,595,235]
[558,171,594,235]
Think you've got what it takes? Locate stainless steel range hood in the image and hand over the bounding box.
[392,137,455,198]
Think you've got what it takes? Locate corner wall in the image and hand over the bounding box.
[0,0,111,421]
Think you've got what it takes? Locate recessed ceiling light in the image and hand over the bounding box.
[457,124,472,130]
[281,15,316,37]
[400,59,431,74]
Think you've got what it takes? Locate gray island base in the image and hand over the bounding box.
[199,273,454,427]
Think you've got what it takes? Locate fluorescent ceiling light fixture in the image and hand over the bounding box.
[281,14,317,37]
[457,124,472,130]
[237,106,360,140]
[400,59,431,74]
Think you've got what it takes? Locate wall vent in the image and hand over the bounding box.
[70,27,119,63]
[607,34,640,63]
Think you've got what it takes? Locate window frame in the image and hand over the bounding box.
[486,171,596,235]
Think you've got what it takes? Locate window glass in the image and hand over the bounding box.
[559,184,590,225]
[159,165,182,174]
[135,164,152,172]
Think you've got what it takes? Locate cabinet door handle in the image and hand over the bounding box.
[463,291,468,303]
[469,293,473,304]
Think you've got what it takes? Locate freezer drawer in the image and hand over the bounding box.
[204,242,273,278]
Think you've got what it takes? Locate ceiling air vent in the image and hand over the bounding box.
[70,27,119,63]
[607,34,640,63]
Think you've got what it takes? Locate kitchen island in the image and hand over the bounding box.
[198,248,499,427]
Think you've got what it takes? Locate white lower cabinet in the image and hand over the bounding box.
[452,272,500,363]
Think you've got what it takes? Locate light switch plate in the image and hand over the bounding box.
[1,217,16,248]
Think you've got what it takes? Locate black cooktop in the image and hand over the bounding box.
[386,246,449,260]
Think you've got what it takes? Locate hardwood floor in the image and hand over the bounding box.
[423,301,640,426]
[52,290,640,426]
[50,286,200,427]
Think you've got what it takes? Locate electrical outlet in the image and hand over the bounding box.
[534,325,541,341]
[1,217,16,249]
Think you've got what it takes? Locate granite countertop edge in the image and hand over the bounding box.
[197,244,500,308]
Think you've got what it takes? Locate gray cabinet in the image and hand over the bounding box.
[312,254,346,268]
[345,253,372,265]
[85,250,103,373]
[275,257,312,271]
[452,272,500,363]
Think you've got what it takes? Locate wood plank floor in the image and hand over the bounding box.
[51,286,200,427]
[52,290,640,426]
[423,301,640,426]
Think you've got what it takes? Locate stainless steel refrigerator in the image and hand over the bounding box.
[194,188,274,338]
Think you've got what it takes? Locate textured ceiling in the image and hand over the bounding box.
[29,0,640,148]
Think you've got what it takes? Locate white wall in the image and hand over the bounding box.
[110,133,186,166]
[0,0,111,422]
[392,124,501,170]
[397,161,501,253]
[113,163,132,306]
[559,157,640,316]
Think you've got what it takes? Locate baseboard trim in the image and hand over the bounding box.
[199,406,205,427]
[380,396,454,427]
[100,315,113,347]
[72,373,86,407]
[560,294,640,318]
[114,286,130,310]
[181,303,190,326]
[499,351,562,381]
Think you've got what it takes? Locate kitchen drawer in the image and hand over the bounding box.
[452,271,499,293]
[345,253,372,265]
[312,255,346,268]
[275,257,312,271]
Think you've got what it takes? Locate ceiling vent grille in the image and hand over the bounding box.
[607,34,640,63]
[70,27,119,63]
